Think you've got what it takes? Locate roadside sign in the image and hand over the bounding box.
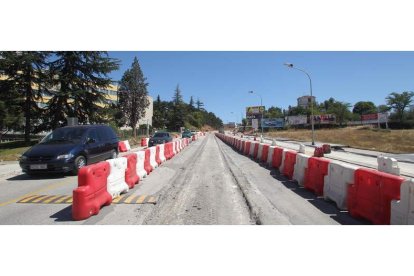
[252,119,259,130]
[261,118,284,128]
[287,115,307,125]
[246,106,265,116]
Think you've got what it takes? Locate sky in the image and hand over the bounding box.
[108,51,414,124]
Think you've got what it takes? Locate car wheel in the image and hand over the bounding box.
[72,155,86,176]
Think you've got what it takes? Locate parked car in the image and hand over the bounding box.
[19,125,119,176]
[148,132,173,147]
[181,130,193,138]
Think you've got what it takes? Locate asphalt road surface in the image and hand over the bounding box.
[0,133,368,225]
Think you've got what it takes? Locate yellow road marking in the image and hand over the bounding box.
[54,196,71,204]
[0,178,75,207]
[31,195,49,203]
[18,195,39,203]
[136,195,146,204]
[112,195,123,203]
[65,197,73,203]
[123,195,136,204]
[42,196,60,204]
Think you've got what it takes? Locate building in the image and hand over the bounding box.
[297,95,316,109]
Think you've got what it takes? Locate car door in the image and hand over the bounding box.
[97,127,112,159]
[85,129,103,164]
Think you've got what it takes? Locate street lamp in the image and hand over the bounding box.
[283,63,315,145]
[248,91,264,136]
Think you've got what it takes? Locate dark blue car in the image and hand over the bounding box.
[19,125,119,176]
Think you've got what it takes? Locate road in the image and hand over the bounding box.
[0,133,368,225]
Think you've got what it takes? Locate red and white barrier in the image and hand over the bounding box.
[293,153,310,187]
[391,178,414,225]
[378,156,400,176]
[118,140,131,152]
[149,146,158,169]
[136,151,147,179]
[159,144,166,163]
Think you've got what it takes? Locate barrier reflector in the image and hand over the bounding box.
[347,168,405,224]
[158,144,166,163]
[391,179,414,224]
[144,148,153,174]
[244,141,251,155]
[282,151,297,180]
[293,153,310,187]
[378,156,400,176]
[118,141,128,152]
[267,146,276,166]
[272,147,284,169]
[261,144,270,163]
[135,151,147,179]
[155,145,162,165]
[72,162,112,221]
[124,153,139,189]
[141,138,148,147]
[304,157,330,196]
[323,162,358,210]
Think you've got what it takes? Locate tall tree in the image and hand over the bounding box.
[118,57,150,137]
[0,51,50,144]
[153,95,168,129]
[196,98,204,110]
[386,91,414,122]
[172,84,183,105]
[265,106,283,118]
[189,96,195,109]
[45,51,119,129]
[327,101,352,126]
[352,101,377,117]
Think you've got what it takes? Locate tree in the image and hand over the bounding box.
[196,98,204,110]
[386,91,414,122]
[265,106,283,118]
[44,51,119,129]
[327,101,352,126]
[378,104,390,113]
[189,96,195,109]
[352,101,377,117]
[172,84,183,105]
[0,51,50,144]
[118,57,150,137]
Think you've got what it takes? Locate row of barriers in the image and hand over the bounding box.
[215,133,413,225]
[72,137,197,221]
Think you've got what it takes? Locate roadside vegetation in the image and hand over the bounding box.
[267,126,414,154]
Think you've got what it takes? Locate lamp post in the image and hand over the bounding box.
[283,63,315,145]
[230,112,238,128]
[248,90,263,136]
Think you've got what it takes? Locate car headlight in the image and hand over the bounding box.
[56,153,74,160]
[19,155,28,161]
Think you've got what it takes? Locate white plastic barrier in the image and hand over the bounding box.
[267,146,276,166]
[378,156,400,176]
[391,178,414,225]
[172,141,177,155]
[323,161,358,210]
[106,157,129,198]
[293,153,310,187]
[124,140,131,151]
[159,144,166,163]
[249,142,257,157]
[136,151,147,179]
[279,149,288,173]
[149,146,158,169]
[257,143,264,161]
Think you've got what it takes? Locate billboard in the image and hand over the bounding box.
[312,114,336,124]
[361,113,388,124]
[246,106,265,116]
[287,115,308,125]
[261,118,284,128]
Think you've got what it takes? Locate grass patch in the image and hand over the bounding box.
[266,127,414,154]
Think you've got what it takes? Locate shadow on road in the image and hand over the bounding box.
[50,205,72,222]
[7,174,66,181]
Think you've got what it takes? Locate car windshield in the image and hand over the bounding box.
[40,128,88,144]
[153,132,168,138]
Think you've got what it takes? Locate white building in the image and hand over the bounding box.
[297,95,316,109]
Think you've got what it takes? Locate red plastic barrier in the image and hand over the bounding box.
[141,138,148,147]
[72,162,112,221]
[282,151,297,180]
[272,147,284,169]
[347,168,405,224]
[155,145,162,165]
[253,143,260,159]
[144,148,153,174]
[244,141,251,155]
[314,147,324,157]
[124,153,139,189]
[261,144,269,163]
[241,141,246,153]
[118,141,128,152]
[304,157,330,196]
[322,144,331,154]
[192,135,196,141]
